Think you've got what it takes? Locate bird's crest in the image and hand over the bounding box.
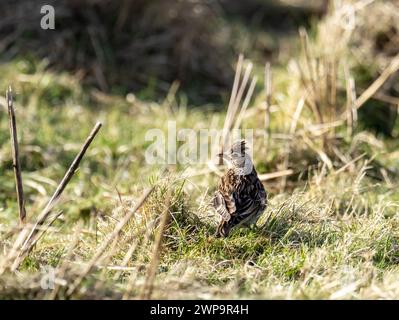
[230,139,247,154]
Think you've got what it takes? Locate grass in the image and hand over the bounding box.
[0,1,398,299]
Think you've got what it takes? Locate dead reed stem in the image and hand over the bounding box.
[330,58,338,114]
[229,61,253,130]
[299,28,323,124]
[21,122,103,250]
[16,210,63,260]
[366,91,399,105]
[353,55,399,112]
[233,76,257,130]
[280,97,305,192]
[220,54,243,163]
[220,56,256,163]
[334,153,366,175]
[219,55,258,167]
[6,86,26,224]
[259,169,294,182]
[1,122,102,274]
[344,64,357,136]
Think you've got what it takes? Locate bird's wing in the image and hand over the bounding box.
[213,190,236,222]
[232,176,267,225]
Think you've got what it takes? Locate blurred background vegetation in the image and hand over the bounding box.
[1,0,397,126]
[0,0,329,103]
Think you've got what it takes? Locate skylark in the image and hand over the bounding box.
[213,140,267,237]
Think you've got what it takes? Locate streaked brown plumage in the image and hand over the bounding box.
[213,140,267,237]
